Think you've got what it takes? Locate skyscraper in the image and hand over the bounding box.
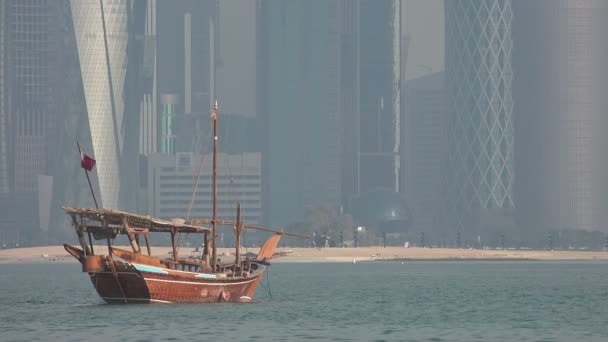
[155,0,217,154]
[0,1,8,195]
[444,0,515,244]
[257,0,341,226]
[139,0,158,157]
[339,0,402,210]
[70,0,149,212]
[404,72,446,242]
[512,0,608,234]
[160,94,177,155]
[70,0,129,210]
[9,0,61,195]
[357,0,402,195]
[0,0,66,243]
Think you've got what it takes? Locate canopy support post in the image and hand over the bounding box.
[123,218,141,254]
[71,214,91,256]
[203,230,210,266]
[144,234,151,256]
[170,228,178,264]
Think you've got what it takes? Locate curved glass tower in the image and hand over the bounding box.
[444,0,514,242]
[70,0,129,209]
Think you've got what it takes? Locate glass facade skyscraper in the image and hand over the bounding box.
[0,1,9,195]
[0,0,65,242]
[444,0,515,241]
[512,0,608,234]
[257,0,342,226]
[357,0,402,195]
[338,0,402,212]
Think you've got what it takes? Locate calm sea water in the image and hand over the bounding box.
[0,261,607,341]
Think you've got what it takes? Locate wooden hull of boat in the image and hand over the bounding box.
[88,269,264,304]
[65,245,266,304]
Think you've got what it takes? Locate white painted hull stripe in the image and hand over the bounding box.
[132,263,219,279]
[89,271,260,284]
[194,273,217,279]
[132,263,169,275]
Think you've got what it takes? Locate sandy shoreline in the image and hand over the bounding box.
[1,245,608,264]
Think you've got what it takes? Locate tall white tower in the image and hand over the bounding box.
[70,0,129,209]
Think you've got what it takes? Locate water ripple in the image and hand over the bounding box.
[1,262,608,341]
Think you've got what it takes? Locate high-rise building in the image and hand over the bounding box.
[146,152,262,224]
[0,1,69,243]
[357,0,402,195]
[70,0,130,210]
[444,0,515,244]
[155,0,217,154]
[338,0,402,211]
[257,0,341,226]
[338,0,359,210]
[403,72,446,241]
[70,0,149,212]
[160,94,178,155]
[139,0,158,157]
[512,0,608,234]
[9,0,60,195]
[0,1,9,195]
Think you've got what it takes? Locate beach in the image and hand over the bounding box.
[1,245,608,264]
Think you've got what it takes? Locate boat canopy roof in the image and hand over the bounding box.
[63,207,211,234]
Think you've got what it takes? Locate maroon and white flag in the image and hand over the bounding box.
[80,152,96,171]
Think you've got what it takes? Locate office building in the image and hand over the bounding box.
[145,152,262,224]
[403,72,446,240]
[444,0,515,244]
[156,0,217,155]
[357,0,402,195]
[0,1,8,196]
[512,0,608,234]
[70,0,130,210]
[338,0,402,217]
[0,1,65,243]
[256,0,341,226]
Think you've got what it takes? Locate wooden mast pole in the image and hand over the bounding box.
[211,101,219,272]
[235,202,241,268]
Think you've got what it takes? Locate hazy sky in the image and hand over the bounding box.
[403,0,445,80]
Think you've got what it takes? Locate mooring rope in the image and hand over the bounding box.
[264,268,273,299]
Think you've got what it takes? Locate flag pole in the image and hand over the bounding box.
[76,141,97,256]
[77,141,99,209]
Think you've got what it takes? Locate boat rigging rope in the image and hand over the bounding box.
[176,120,213,256]
[186,122,213,220]
[222,124,240,209]
[224,153,241,250]
[261,268,273,299]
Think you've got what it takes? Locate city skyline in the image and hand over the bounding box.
[0,0,607,248]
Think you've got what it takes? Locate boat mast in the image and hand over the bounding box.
[212,101,218,272]
[235,202,242,268]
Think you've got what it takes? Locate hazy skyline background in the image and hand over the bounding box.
[215,0,446,117]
